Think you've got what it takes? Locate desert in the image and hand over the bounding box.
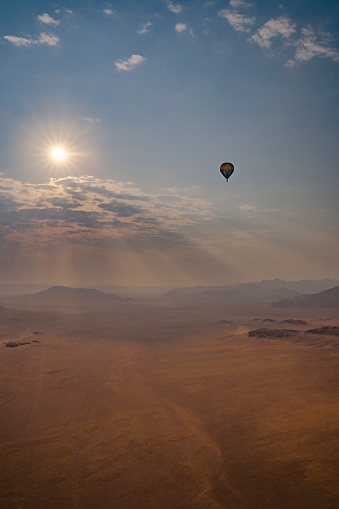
[1,283,339,508]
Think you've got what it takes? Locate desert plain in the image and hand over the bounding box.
[1,294,339,509]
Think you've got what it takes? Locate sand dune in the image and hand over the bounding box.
[1,299,339,508]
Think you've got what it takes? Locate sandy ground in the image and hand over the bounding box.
[1,299,339,509]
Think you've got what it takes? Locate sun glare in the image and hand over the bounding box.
[19,116,95,179]
[52,147,66,161]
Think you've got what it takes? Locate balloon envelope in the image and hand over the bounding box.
[220,162,234,181]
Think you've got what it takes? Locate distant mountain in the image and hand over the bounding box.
[22,286,121,302]
[272,286,339,308]
[167,287,300,304]
[169,278,339,296]
[168,279,339,303]
[186,289,245,303]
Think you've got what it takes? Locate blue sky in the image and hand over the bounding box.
[0,0,338,286]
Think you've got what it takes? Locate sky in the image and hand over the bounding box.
[0,0,338,287]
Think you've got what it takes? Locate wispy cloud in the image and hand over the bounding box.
[81,117,101,124]
[3,35,36,46]
[286,26,339,67]
[4,32,60,47]
[137,22,152,34]
[230,0,252,8]
[238,204,255,211]
[115,54,146,71]
[166,2,183,14]
[221,7,339,67]
[219,9,255,32]
[249,16,296,49]
[103,8,117,15]
[37,13,60,26]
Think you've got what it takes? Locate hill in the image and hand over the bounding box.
[22,286,122,303]
[272,286,339,308]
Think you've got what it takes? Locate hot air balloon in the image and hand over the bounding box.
[220,162,234,182]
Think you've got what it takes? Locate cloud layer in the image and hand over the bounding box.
[0,175,215,250]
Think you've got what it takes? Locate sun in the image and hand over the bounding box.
[52,147,67,161]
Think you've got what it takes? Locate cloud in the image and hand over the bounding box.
[219,9,338,67]
[137,22,152,34]
[0,175,215,235]
[238,204,255,211]
[38,33,60,46]
[104,9,117,15]
[249,16,296,49]
[115,54,146,71]
[3,35,36,46]
[218,9,255,32]
[175,23,194,36]
[166,2,183,14]
[0,174,217,275]
[4,33,60,47]
[230,0,252,8]
[0,176,230,288]
[98,200,142,217]
[37,13,60,26]
[175,23,187,33]
[81,117,101,124]
[286,26,339,67]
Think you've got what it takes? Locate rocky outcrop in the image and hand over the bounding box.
[279,319,307,325]
[248,328,299,338]
[305,326,339,336]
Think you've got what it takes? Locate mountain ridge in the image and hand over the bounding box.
[169,278,339,295]
[272,286,339,308]
[167,279,339,303]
